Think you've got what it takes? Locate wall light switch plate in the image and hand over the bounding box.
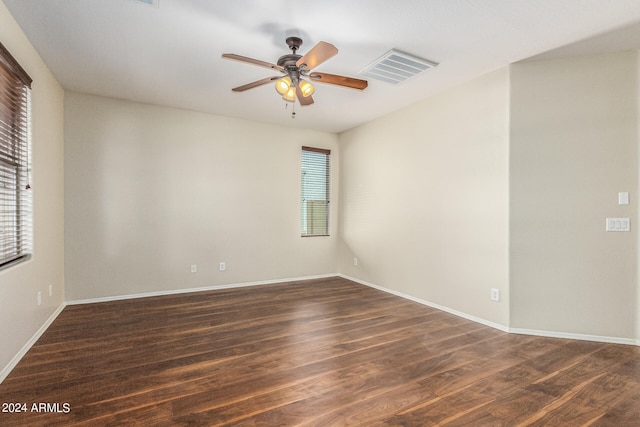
[619,192,629,205]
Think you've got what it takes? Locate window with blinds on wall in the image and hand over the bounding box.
[0,42,32,269]
[301,146,330,237]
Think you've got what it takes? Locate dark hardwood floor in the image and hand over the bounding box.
[1,276,639,426]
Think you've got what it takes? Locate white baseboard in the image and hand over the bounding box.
[0,303,66,384]
[66,273,338,305]
[339,274,639,347]
[339,274,510,333]
[509,328,638,346]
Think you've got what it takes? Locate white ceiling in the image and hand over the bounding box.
[5,0,640,133]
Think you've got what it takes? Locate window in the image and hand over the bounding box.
[0,42,32,268]
[301,146,330,236]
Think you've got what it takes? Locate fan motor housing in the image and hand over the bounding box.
[277,54,301,67]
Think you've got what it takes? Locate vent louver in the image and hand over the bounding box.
[359,49,437,85]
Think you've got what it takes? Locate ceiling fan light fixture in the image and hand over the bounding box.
[282,86,296,102]
[224,37,367,109]
[298,79,315,97]
[275,76,292,95]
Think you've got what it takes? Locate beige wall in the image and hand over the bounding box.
[0,0,65,378]
[339,51,640,341]
[339,69,511,327]
[637,52,640,345]
[64,92,339,301]
[510,52,639,340]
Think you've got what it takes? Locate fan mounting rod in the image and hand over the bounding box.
[278,37,305,84]
[278,38,303,68]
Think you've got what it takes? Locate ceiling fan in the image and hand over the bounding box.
[222,37,368,106]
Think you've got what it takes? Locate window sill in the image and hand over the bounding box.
[0,254,32,272]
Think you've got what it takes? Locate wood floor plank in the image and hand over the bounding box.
[0,276,638,426]
[170,331,502,425]
[254,338,524,426]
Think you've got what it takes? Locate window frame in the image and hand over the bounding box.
[0,41,33,270]
[301,146,330,237]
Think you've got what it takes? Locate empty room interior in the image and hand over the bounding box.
[1,0,640,425]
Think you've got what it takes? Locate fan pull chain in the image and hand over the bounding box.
[284,100,296,118]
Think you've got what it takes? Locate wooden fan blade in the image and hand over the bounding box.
[232,76,280,92]
[222,53,284,72]
[296,86,314,106]
[296,41,338,70]
[309,72,368,90]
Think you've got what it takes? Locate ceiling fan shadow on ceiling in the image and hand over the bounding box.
[222,37,368,110]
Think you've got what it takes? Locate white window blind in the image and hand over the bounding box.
[0,42,32,269]
[301,146,330,237]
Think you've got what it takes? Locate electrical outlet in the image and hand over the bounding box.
[491,288,500,302]
[190,264,197,273]
[37,291,42,306]
[354,257,358,266]
[219,262,226,271]
[49,285,53,297]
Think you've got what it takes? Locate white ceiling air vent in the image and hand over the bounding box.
[359,49,438,85]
